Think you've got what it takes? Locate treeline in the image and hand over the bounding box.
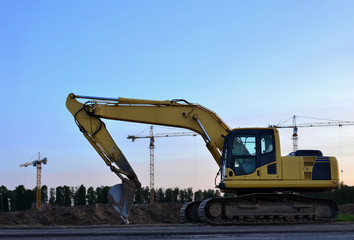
[302,184,354,205]
[2,184,353,213]
[0,185,220,212]
[135,187,220,204]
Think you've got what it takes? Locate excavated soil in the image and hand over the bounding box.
[0,203,182,226]
[339,203,354,215]
[0,203,353,226]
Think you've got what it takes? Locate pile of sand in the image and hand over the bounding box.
[0,203,182,226]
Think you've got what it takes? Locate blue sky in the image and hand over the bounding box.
[1,0,354,191]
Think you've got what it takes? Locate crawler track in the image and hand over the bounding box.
[180,201,201,222]
[181,193,338,225]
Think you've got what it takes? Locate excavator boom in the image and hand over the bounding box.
[66,93,230,222]
[66,93,230,166]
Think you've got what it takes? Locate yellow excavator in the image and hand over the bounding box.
[66,93,340,224]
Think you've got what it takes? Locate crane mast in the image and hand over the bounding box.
[19,152,48,210]
[127,126,197,203]
[149,127,154,203]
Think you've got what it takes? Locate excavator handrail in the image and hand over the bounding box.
[73,94,119,101]
[72,94,191,106]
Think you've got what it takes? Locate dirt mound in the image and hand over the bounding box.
[129,203,182,224]
[0,203,183,226]
[2,202,352,226]
[339,203,354,215]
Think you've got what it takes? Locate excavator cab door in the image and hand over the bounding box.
[258,130,277,176]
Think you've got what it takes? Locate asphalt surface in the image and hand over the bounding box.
[1,223,354,239]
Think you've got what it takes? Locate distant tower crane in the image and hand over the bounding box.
[127,126,197,203]
[19,152,47,210]
[270,115,354,151]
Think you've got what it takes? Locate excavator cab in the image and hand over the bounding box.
[220,128,277,182]
[219,127,339,195]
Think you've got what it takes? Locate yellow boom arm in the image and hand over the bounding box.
[66,93,230,169]
[66,93,230,223]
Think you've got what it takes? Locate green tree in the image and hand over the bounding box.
[142,186,150,203]
[203,189,220,199]
[186,188,193,202]
[178,188,193,203]
[74,185,86,206]
[172,187,179,203]
[63,186,72,206]
[70,187,76,204]
[41,185,48,204]
[96,186,110,204]
[194,190,203,202]
[49,188,55,204]
[96,187,104,203]
[86,187,96,204]
[95,187,103,203]
[25,188,36,209]
[56,186,64,206]
[165,188,173,202]
[72,187,78,205]
[180,189,186,203]
[12,185,26,211]
[301,184,354,205]
[0,185,10,212]
[134,188,144,204]
[102,186,110,203]
[156,188,164,202]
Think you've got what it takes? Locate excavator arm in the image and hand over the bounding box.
[66,94,231,165]
[66,94,140,182]
[66,93,230,222]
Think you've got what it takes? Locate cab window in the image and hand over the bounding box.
[232,136,256,156]
[261,134,274,154]
[231,135,256,175]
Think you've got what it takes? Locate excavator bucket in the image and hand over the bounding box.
[108,180,136,224]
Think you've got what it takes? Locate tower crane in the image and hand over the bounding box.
[127,126,197,203]
[19,152,47,210]
[270,115,354,151]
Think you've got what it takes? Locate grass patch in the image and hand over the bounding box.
[335,214,354,222]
